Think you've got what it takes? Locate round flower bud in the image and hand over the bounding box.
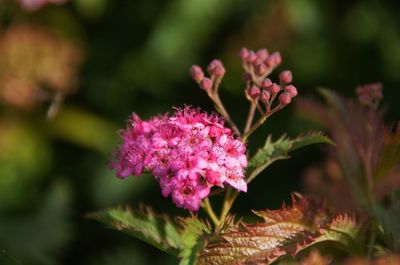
[252,58,263,66]
[246,51,257,64]
[285,85,297,97]
[279,70,293,84]
[270,83,281,94]
[190,65,204,83]
[255,63,267,76]
[240,48,249,60]
[207,59,223,75]
[213,65,226,77]
[261,78,273,88]
[266,52,282,67]
[260,89,271,103]
[199,78,212,91]
[248,85,260,99]
[279,92,292,105]
[256,48,269,61]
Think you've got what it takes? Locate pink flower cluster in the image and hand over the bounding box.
[110,107,247,211]
[18,0,67,11]
[356,83,383,109]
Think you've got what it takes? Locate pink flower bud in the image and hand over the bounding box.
[261,78,273,88]
[213,65,226,77]
[270,83,281,94]
[256,48,269,61]
[266,52,282,67]
[246,51,257,64]
[240,47,249,61]
[285,85,297,97]
[200,78,212,91]
[190,65,204,83]
[248,85,260,99]
[279,70,293,84]
[255,63,267,76]
[252,58,263,66]
[243,72,252,82]
[207,59,223,75]
[260,89,270,103]
[279,92,292,105]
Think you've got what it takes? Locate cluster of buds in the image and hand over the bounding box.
[190,59,226,95]
[190,47,298,141]
[240,48,297,113]
[356,83,383,109]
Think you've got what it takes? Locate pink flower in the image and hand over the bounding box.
[110,107,248,211]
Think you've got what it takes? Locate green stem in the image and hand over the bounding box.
[241,105,282,142]
[218,190,239,225]
[202,198,220,227]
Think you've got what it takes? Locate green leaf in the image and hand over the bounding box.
[88,207,181,256]
[179,216,210,265]
[247,132,333,184]
[306,214,361,255]
[198,195,360,265]
[289,131,335,152]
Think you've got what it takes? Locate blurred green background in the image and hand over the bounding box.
[0,0,399,264]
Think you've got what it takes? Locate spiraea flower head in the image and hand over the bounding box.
[110,107,247,211]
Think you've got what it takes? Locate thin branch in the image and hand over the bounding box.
[211,93,241,136]
[202,198,220,227]
[244,102,257,134]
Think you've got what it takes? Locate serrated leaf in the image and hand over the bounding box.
[88,207,181,256]
[247,133,333,184]
[308,214,361,254]
[289,132,335,152]
[198,196,360,265]
[179,216,210,265]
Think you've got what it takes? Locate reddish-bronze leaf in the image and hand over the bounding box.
[198,196,359,265]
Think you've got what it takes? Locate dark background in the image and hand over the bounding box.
[0,0,399,264]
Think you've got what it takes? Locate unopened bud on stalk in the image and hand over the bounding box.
[247,51,257,64]
[279,92,292,105]
[207,59,224,76]
[255,63,267,76]
[260,89,271,103]
[190,65,204,83]
[248,85,260,99]
[240,48,249,61]
[200,78,212,91]
[270,83,281,94]
[266,52,282,67]
[285,85,297,97]
[256,48,269,61]
[261,78,273,88]
[279,70,293,84]
[253,58,263,66]
[213,65,226,77]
